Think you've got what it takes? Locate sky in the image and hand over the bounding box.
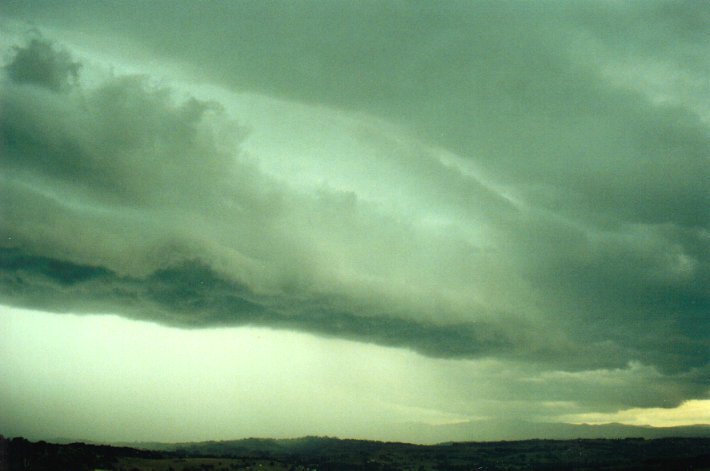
[0,0,708,444]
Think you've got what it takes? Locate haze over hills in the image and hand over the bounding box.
[374,421,710,444]
[433,421,710,442]
[44,422,710,449]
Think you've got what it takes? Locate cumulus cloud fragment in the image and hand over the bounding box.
[5,38,80,91]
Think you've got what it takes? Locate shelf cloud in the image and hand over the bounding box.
[1,1,708,437]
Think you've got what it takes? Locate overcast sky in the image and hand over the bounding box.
[1,0,708,444]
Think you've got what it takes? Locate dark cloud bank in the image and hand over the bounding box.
[1,0,709,412]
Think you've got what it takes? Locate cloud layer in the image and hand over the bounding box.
[1,0,709,418]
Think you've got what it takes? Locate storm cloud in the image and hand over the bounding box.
[1,0,709,426]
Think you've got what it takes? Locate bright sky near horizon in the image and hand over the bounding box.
[0,0,708,443]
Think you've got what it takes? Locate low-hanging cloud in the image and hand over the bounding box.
[0,37,538,363]
[0,1,708,419]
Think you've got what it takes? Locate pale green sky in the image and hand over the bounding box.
[3,306,707,443]
[0,0,708,443]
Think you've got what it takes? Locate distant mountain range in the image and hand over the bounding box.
[398,420,710,444]
[44,421,710,448]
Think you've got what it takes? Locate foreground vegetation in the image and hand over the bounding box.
[2,435,710,470]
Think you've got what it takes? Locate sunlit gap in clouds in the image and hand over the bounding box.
[563,400,710,428]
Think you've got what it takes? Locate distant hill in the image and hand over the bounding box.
[398,420,710,444]
[118,421,710,449]
[4,433,710,470]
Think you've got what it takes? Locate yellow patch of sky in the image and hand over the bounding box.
[563,400,710,427]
